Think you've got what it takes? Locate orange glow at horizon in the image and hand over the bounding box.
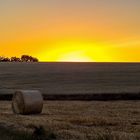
[0,1,140,62]
[36,40,140,62]
[1,40,140,62]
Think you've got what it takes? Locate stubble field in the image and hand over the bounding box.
[0,63,140,139]
[0,101,140,140]
[0,62,140,95]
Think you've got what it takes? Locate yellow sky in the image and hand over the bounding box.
[0,0,140,62]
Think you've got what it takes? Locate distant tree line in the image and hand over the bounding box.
[0,55,39,62]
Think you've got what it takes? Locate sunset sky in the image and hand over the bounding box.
[0,0,140,62]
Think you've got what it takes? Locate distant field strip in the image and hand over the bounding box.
[0,63,140,100]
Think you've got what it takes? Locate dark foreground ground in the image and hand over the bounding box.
[0,101,140,140]
[0,62,140,95]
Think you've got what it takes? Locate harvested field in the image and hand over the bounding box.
[0,101,140,140]
[0,63,140,101]
[0,62,140,95]
[0,63,140,139]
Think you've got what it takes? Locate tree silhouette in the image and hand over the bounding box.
[21,55,30,62]
[0,56,10,62]
[0,55,39,62]
[29,56,39,62]
[21,55,39,62]
[11,57,21,62]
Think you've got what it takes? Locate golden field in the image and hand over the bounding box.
[0,101,140,140]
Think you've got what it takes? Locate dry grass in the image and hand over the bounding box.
[0,101,140,140]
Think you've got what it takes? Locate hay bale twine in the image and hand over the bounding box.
[12,90,43,115]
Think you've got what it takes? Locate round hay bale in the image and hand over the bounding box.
[12,90,43,115]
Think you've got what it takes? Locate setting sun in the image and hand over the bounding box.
[58,51,93,62]
[37,40,104,62]
[0,1,140,138]
[0,1,140,62]
[37,40,140,62]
